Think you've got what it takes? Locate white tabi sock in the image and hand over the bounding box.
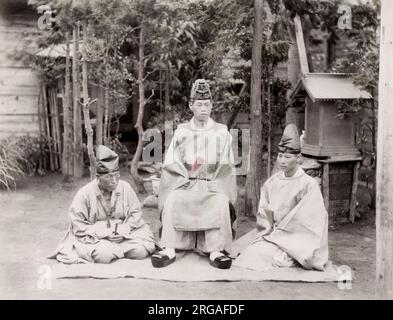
[160,248,176,259]
[209,251,225,262]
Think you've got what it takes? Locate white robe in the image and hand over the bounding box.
[50,179,155,264]
[158,117,237,253]
[233,167,329,271]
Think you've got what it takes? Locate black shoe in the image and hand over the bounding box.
[151,251,176,268]
[209,254,232,269]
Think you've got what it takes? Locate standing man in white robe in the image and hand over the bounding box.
[233,124,329,271]
[151,79,237,269]
[51,145,155,264]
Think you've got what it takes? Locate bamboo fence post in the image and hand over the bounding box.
[43,85,54,171]
[50,89,58,169]
[103,64,109,144]
[73,22,84,177]
[37,82,44,172]
[95,86,104,145]
[53,89,61,169]
[62,30,72,179]
[81,20,97,179]
[130,21,147,192]
[41,84,48,171]
[267,76,271,177]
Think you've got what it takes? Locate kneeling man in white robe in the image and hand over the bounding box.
[234,124,329,271]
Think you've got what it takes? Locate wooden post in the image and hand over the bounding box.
[165,68,170,113]
[49,90,57,169]
[245,0,264,216]
[267,75,271,177]
[81,21,97,180]
[349,161,360,223]
[322,163,330,214]
[72,22,84,178]
[52,89,61,169]
[294,14,309,75]
[62,31,72,180]
[130,21,147,192]
[43,85,54,171]
[95,87,104,146]
[37,82,45,172]
[376,0,393,300]
[103,64,110,144]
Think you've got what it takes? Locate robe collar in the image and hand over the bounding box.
[277,166,305,180]
[189,117,215,131]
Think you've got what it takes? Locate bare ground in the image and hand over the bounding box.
[0,170,376,300]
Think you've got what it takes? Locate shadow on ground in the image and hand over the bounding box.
[0,171,375,299]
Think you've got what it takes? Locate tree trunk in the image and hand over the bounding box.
[376,0,393,300]
[81,21,97,180]
[62,31,72,182]
[103,62,110,144]
[302,16,313,72]
[267,74,272,177]
[165,68,170,112]
[286,21,300,126]
[286,15,309,128]
[130,22,146,192]
[325,30,336,71]
[95,86,104,146]
[369,87,377,209]
[245,0,264,216]
[72,22,84,178]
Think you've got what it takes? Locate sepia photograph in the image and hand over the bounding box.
[0,0,391,303]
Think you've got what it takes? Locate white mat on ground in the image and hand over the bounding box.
[52,251,342,282]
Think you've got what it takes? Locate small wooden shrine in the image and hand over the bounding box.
[290,73,372,224]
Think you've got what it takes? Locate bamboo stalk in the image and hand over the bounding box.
[51,89,59,169]
[103,63,109,144]
[43,85,54,171]
[53,88,62,169]
[62,30,72,179]
[130,22,146,192]
[37,82,44,172]
[95,85,104,145]
[73,22,84,177]
[267,77,271,177]
[81,20,97,179]
[50,90,57,169]
[41,83,48,171]
[53,89,60,169]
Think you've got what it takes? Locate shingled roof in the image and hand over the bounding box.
[290,73,372,102]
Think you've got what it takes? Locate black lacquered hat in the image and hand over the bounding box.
[278,124,301,154]
[190,79,212,101]
[96,145,119,174]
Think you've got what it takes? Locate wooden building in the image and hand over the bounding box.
[0,0,41,139]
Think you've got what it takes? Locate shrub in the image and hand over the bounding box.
[0,138,28,190]
[14,135,50,174]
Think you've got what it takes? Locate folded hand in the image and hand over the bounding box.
[107,233,124,243]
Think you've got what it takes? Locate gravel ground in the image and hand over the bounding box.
[0,171,376,300]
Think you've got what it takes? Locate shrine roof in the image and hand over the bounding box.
[290,73,372,102]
